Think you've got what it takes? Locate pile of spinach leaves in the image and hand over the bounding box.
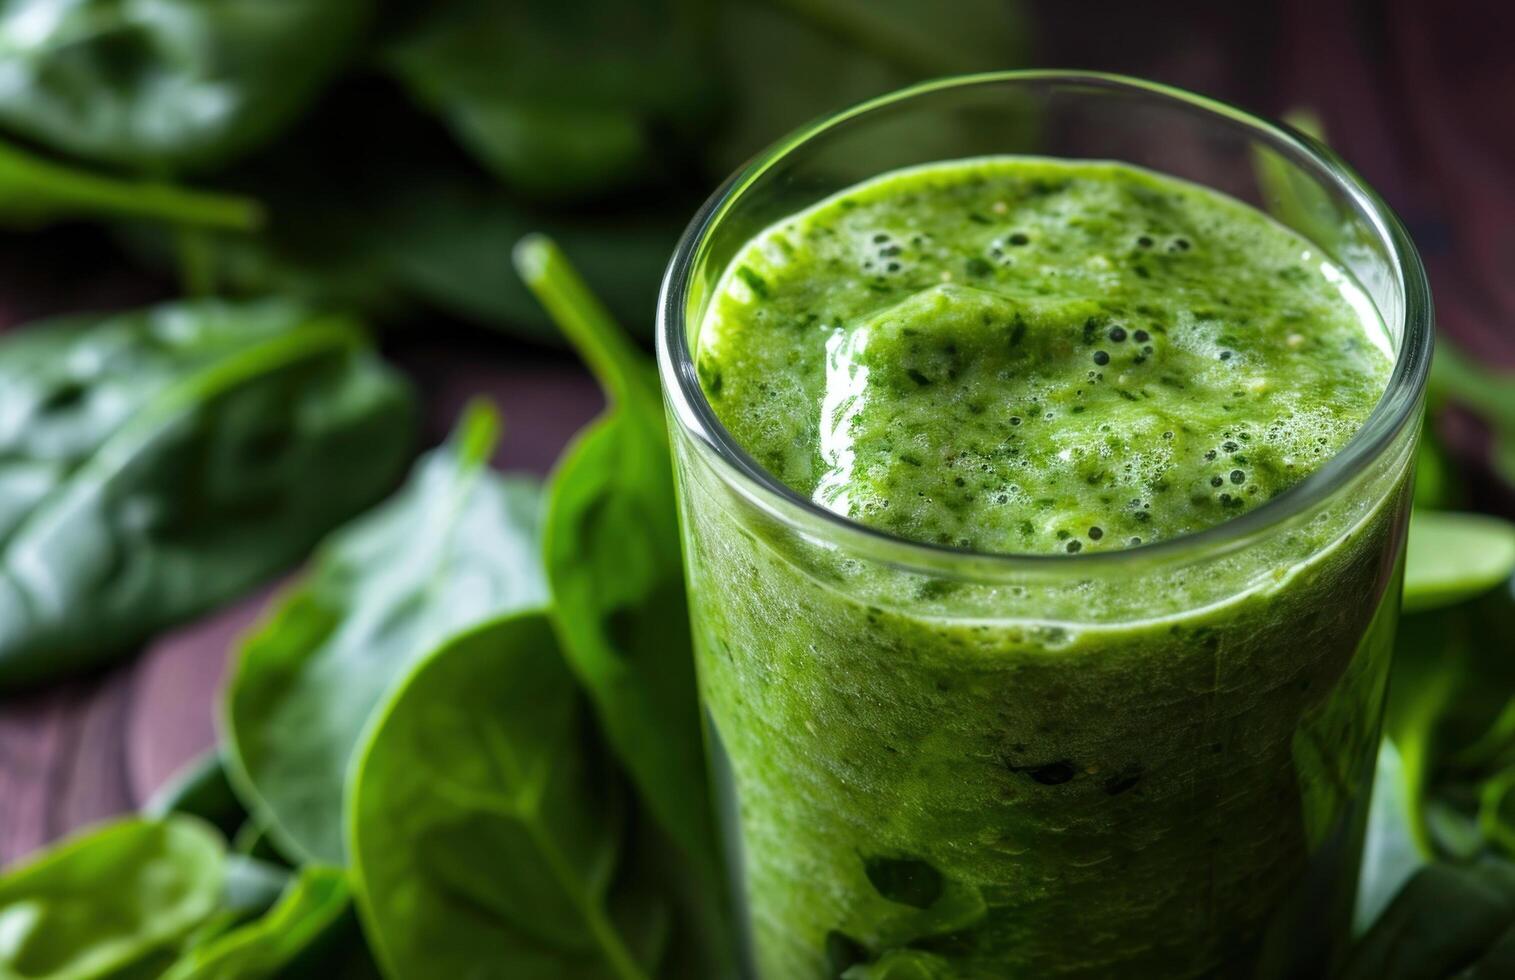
[0,242,727,979]
[0,0,1032,340]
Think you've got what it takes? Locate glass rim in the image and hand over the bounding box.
[656,69,1433,577]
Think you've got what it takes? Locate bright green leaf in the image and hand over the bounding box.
[348,612,667,980]
[159,867,351,980]
[1402,511,1515,614]
[226,402,547,865]
[0,818,224,980]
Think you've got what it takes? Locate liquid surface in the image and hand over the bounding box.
[695,158,1392,554]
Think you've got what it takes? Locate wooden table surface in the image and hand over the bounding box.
[3,0,1514,866]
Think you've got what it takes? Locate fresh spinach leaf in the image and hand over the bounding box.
[0,817,224,980]
[1356,740,1428,934]
[1343,860,1515,980]
[708,0,1030,173]
[166,853,294,957]
[146,750,247,841]
[1402,511,1515,614]
[383,0,718,201]
[1388,559,1515,860]
[158,866,351,980]
[225,401,548,865]
[348,611,667,980]
[373,181,683,341]
[0,0,371,173]
[514,235,717,876]
[117,161,680,342]
[0,138,261,231]
[1414,427,1462,511]
[0,300,414,692]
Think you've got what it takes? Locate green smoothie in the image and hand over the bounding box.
[677,158,1406,977]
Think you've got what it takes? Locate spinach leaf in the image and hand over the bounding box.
[1402,511,1515,614]
[158,866,351,980]
[146,750,247,841]
[514,236,717,875]
[1388,559,1515,860]
[1430,343,1515,490]
[348,611,667,980]
[1343,860,1515,980]
[373,181,683,341]
[164,853,293,958]
[225,401,548,864]
[117,160,681,341]
[0,138,260,231]
[708,0,1030,173]
[0,300,414,692]
[0,817,224,980]
[0,0,370,173]
[383,0,718,201]
[1356,739,1428,934]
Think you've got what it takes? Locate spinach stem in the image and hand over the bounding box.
[0,141,262,230]
[511,234,655,410]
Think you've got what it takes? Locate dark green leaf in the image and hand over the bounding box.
[226,402,548,864]
[515,235,718,878]
[708,0,1030,172]
[0,817,224,980]
[1342,861,1515,980]
[1413,427,1462,511]
[372,182,682,341]
[0,0,371,172]
[145,750,247,840]
[383,0,719,200]
[117,162,680,342]
[348,611,667,980]
[1387,566,1515,861]
[0,300,415,692]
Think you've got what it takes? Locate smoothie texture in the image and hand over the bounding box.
[695,158,1391,554]
[674,159,1409,978]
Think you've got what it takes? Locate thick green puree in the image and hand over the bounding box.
[679,159,1406,978]
[697,158,1390,554]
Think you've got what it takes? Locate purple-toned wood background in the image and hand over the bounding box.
[3,0,1513,865]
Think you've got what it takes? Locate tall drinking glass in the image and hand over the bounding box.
[657,72,1431,979]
